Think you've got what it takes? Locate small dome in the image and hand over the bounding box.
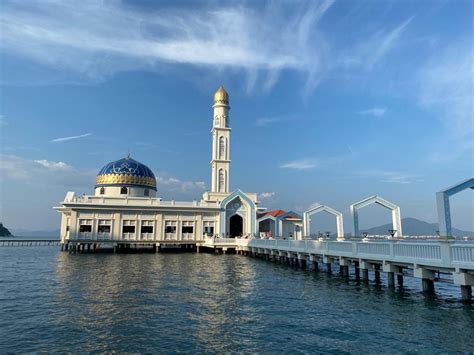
[95,155,157,191]
[214,86,229,104]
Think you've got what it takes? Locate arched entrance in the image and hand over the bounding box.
[229,214,243,237]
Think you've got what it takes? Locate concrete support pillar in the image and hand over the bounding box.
[354,262,360,279]
[460,286,472,302]
[422,279,435,293]
[397,273,404,286]
[359,259,370,281]
[313,261,319,271]
[387,272,395,287]
[374,265,381,284]
[453,272,474,301]
[414,266,435,294]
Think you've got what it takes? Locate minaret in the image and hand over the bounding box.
[210,86,231,193]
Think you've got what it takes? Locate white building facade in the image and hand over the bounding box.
[55,87,262,244]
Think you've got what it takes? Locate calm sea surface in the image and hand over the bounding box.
[0,246,473,353]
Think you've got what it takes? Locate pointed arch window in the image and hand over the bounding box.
[219,136,226,160]
[218,169,225,192]
[120,186,128,195]
[100,187,105,195]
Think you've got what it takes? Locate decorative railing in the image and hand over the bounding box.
[232,239,474,270]
[357,243,390,256]
[451,246,474,263]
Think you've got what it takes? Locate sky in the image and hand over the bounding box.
[0,0,473,232]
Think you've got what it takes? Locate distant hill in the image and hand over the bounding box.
[10,228,60,238]
[360,217,474,237]
[0,223,12,237]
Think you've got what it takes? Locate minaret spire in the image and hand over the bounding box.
[210,86,231,193]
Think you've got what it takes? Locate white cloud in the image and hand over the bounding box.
[0,154,93,187]
[34,159,72,170]
[156,176,206,193]
[357,107,386,117]
[0,0,335,91]
[258,192,275,200]
[51,133,92,143]
[280,159,317,170]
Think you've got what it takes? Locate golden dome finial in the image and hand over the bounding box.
[214,86,229,104]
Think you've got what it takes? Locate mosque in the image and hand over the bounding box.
[55,87,303,244]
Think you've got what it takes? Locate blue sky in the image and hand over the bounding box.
[0,0,473,232]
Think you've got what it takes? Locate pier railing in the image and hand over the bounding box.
[233,239,474,270]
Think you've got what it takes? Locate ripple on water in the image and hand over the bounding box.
[0,248,473,353]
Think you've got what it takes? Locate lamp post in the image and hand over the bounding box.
[362,232,369,242]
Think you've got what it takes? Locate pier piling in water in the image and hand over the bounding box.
[460,286,472,302]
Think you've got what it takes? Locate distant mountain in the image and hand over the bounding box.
[360,217,474,237]
[10,228,60,238]
[0,223,12,237]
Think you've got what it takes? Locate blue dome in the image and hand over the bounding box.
[95,156,157,190]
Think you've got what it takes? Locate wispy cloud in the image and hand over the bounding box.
[255,117,281,127]
[341,16,414,70]
[356,170,423,184]
[308,201,322,210]
[357,107,386,117]
[280,159,317,170]
[134,142,172,153]
[0,0,335,91]
[418,41,473,138]
[51,133,92,143]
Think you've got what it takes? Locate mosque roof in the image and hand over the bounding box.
[258,210,303,221]
[95,155,157,190]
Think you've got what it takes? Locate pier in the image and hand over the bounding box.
[203,238,474,301]
[0,239,60,247]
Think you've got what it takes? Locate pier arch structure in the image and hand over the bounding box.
[436,178,474,237]
[303,205,344,240]
[350,196,402,237]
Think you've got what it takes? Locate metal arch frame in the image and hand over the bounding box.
[303,205,344,240]
[436,178,474,237]
[350,196,402,238]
